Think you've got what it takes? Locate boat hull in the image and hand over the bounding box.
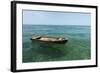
[30,36,68,44]
[31,39,68,44]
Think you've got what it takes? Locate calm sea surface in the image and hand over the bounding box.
[22,25,91,63]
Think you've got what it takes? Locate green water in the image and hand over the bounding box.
[22,25,91,63]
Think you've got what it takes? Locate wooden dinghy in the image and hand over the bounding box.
[30,36,68,44]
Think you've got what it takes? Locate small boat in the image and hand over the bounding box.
[30,36,68,44]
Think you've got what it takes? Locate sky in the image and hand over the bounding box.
[23,10,91,26]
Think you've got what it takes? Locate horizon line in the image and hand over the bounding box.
[23,24,90,26]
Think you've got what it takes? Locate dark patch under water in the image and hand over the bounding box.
[22,25,91,63]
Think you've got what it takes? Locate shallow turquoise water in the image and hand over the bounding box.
[22,25,91,63]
